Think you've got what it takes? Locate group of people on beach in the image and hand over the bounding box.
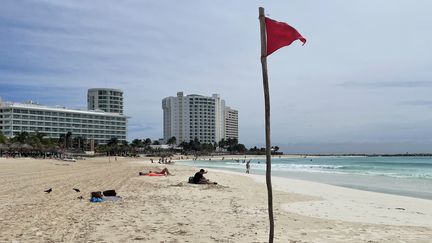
[138,166,217,184]
[138,156,258,184]
[150,157,175,164]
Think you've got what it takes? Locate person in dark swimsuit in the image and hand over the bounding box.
[193,169,217,184]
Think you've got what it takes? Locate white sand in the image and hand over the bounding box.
[1,157,431,242]
[251,173,432,227]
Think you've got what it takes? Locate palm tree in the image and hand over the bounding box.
[143,138,152,146]
[72,136,86,150]
[167,136,177,145]
[65,132,72,149]
[58,134,65,148]
[13,131,29,144]
[107,137,119,156]
[218,138,226,149]
[0,143,7,156]
[131,139,143,147]
[0,132,7,144]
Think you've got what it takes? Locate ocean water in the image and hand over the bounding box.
[180,156,432,200]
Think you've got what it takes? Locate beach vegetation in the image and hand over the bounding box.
[11,131,30,144]
[65,132,72,148]
[248,145,282,155]
[0,131,278,158]
[0,131,7,144]
[217,138,247,153]
[167,136,177,145]
[72,136,86,150]
[131,139,144,147]
[143,138,152,146]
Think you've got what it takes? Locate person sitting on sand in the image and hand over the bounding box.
[192,169,217,184]
[139,167,171,176]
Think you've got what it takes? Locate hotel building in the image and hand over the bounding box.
[224,106,239,140]
[87,88,124,114]
[162,92,238,144]
[0,89,127,145]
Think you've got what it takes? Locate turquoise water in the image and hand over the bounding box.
[180,156,432,200]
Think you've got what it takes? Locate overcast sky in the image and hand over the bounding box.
[1,0,432,153]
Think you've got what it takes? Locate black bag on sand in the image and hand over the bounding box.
[103,190,117,197]
[91,191,103,198]
[188,176,194,184]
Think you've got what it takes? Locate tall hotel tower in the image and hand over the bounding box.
[88,88,124,114]
[162,92,238,144]
[224,106,239,140]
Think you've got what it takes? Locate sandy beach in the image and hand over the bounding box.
[1,156,431,242]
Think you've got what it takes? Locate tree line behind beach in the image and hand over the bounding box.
[0,131,282,158]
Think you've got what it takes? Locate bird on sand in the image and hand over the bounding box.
[73,188,80,192]
[44,188,52,193]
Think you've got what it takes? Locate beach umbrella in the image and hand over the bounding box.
[9,143,21,150]
[0,143,7,154]
[21,144,34,150]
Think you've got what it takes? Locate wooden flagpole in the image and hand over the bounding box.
[259,7,274,243]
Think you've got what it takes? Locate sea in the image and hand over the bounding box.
[180,156,432,200]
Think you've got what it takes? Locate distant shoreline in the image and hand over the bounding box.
[283,153,432,157]
[190,153,432,161]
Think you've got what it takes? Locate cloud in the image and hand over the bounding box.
[1,0,432,153]
[0,83,85,108]
[339,81,432,88]
[400,100,432,108]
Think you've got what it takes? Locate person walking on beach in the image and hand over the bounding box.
[246,160,251,174]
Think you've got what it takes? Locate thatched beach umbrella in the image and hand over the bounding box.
[9,142,21,150]
[0,143,7,155]
[21,144,34,150]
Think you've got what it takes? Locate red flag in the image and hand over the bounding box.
[265,17,306,56]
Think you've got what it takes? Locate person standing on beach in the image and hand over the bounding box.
[246,160,251,174]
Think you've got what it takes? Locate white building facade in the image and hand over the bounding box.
[162,92,238,144]
[87,88,124,114]
[224,106,239,140]
[0,99,127,145]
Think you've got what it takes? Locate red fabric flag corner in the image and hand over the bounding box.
[265,17,306,56]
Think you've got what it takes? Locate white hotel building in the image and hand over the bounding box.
[162,92,238,144]
[224,106,239,140]
[0,90,127,145]
[87,88,124,115]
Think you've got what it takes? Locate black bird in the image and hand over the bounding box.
[73,188,80,192]
[44,188,52,193]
